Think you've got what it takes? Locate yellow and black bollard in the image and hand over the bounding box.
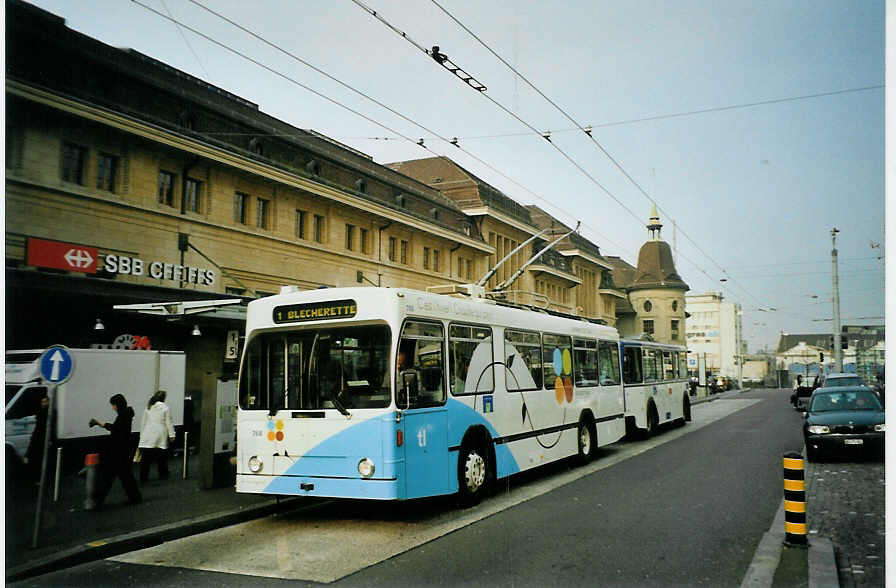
[782,451,807,545]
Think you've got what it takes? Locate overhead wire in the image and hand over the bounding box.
[159,0,211,79]
[184,0,632,256]
[428,0,771,307]
[133,0,632,257]
[352,0,732,293]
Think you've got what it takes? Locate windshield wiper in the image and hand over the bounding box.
[330,390,351,418]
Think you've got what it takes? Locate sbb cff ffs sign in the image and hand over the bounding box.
[27,237,97,274]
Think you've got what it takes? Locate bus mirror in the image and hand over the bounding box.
[401,371,417,409]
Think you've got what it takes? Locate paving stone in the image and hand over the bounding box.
[804,457,885,587]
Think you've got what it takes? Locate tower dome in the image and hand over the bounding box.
[631,206,688,292]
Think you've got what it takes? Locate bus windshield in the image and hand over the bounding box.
[239,325,391,412]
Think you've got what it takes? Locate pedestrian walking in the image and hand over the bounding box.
[137,390,176,482]
[24,393,51,479]
[88,393,142,508]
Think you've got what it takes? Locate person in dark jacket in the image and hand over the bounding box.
[88,394,142,508]
[25,394,51,478]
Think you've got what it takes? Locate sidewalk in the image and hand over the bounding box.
[5,452,303,582]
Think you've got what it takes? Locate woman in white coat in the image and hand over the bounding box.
[138,390,176,482]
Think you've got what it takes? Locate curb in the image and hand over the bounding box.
[740,500,786,587]
[6,497,304,583]
[808,537,838,588]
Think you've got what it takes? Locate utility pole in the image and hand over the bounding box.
[831,228,843,372]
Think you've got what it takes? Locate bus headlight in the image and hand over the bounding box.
[248,455,263,473]
[807,425,830,434]
[358,458,375,478]
[875,423,885,432]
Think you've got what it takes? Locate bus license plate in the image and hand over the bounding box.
[844,439,863,445]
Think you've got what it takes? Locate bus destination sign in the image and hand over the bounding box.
[273,300,357,324]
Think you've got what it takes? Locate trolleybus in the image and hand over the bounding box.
[236,286,627,503]
[621,339,691,438]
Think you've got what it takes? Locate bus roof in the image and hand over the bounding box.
[245,286,619,340]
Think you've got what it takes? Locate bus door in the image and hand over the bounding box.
[397,320,449,498]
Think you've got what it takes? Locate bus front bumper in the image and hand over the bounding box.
[237,473,402,500]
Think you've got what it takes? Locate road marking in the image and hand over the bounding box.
[113,398,760,582]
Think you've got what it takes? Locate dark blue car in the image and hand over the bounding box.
[803,386,885,461]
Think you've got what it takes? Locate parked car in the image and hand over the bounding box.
[803,386,885,461]
[814,372,865,388]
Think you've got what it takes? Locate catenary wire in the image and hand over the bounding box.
[428,0,771,308]
[354,0,753,303]
[158,0,635,258]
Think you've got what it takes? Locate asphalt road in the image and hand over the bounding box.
[12,390,807,587]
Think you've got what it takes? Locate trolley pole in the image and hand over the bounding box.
[831,228,843,372]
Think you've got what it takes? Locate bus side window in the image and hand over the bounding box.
[449,324,494,395]
[542,334,572,390]
[573,338,598,387]
[598,341,621,386]
[644,349,659,382]
[623,346,642,384]
[505,330,542,391]
[663,351,675,380]
[398,320,445,408]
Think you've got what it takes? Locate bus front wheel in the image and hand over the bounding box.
[458,443,489,506]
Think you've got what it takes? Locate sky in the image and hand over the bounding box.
[23,0,886,353]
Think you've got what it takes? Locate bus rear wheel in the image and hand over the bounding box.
[577,418,597,464]
[643,403,659,439]
[457,443,489,506]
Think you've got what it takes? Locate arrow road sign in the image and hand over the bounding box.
[39,345,75,384]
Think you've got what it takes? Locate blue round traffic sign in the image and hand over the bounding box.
[39,345,75,384]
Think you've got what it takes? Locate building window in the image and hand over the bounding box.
[313,214,325,243]
[423,247,430,270]
[388,237,396,262]
[158,171,175,206]
[671,320,680,340]
[295,210,306,239]
[360,228,369,254]
[345,224,355,251]
[185,178,201,213]
[643,320,655,336]
[234,192,248,224]
[225,286,246,296]
[466,259,472,280]
[96,153,118,192]
[457,258,464,278]
[61,142,86,185]
[643,300,653,312]
[672,300,678,312]
[433,249,440,272]
[400,240,408,264]
[256,198,269,229]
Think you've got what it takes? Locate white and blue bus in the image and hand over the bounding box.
[236,286,627,503]
[620,339,691,438]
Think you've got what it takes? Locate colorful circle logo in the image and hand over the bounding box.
[553,348,574,404]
